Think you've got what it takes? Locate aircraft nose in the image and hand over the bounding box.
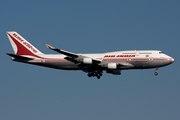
[171,58,175,63]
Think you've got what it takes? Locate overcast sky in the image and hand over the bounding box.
[1,0,180,120]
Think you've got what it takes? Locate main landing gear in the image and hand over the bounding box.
[88,70,103,79]
[154,68,158,76]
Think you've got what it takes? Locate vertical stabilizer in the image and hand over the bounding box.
[7,32,43,56]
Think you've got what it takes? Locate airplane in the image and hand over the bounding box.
[6,31,175,79]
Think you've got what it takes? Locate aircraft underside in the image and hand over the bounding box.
[30,60,172,70]
[12,58,172,79]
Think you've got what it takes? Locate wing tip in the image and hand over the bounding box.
[46,44,54,49]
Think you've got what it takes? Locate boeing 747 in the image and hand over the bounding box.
[6,32,175,79]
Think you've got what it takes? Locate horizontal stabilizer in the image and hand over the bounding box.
[6,53,34,60]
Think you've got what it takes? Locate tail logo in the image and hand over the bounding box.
[13,33,37,53]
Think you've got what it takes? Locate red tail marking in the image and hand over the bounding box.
[7,33,43,58]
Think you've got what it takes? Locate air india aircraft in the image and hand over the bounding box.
[6,32,175,79]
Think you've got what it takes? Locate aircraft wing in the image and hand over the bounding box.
[46,44,133,71]
[46,44,101,64]
[46,44,78,58]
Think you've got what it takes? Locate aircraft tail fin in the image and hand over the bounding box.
[6,31,43,57]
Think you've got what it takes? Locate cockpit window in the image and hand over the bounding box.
[159,52,164,54]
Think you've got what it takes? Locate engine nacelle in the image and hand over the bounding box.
[81,58,93,64]
[107,63,117,69]
[106,70,121,75]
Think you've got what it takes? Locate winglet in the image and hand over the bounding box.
[46,44,55,49]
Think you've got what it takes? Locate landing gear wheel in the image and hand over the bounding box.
[96,73,101,77]
[154,68,159,76]
[87,70,103,79]
[88,73,91,77]
[154,72,158,76]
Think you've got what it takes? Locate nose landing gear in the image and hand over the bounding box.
[154,68,158,76]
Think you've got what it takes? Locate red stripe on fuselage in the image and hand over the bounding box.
[102,58,172,62]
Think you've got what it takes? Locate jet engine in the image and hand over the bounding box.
[81,58,93,64]
[107,63,117,69]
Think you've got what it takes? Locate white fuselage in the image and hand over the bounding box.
[21,50,174,70]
